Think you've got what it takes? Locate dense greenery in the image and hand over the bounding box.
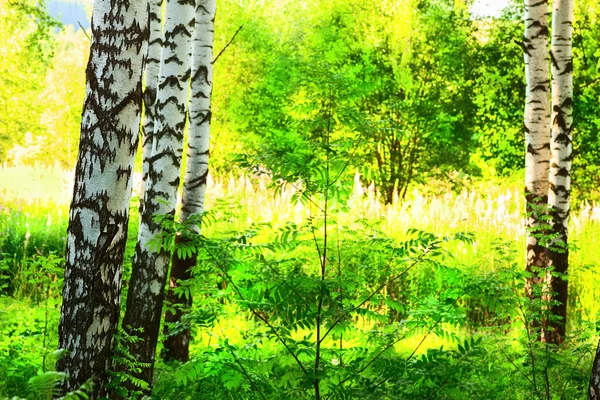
[2,0,599,199]
[1,166,599,399]
[1,0,600,398]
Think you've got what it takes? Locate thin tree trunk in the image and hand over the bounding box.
[140,0,164,210]
[523,0,551,316]
[121,0,194,391]
[56,0,148,397]
[163,0,216,362]
[590,340,600,399]
[544,0,573,345]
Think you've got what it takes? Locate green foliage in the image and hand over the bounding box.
[0,203,67,296]
[220,0,479,202]
[0,274,62,397]
[470,2,525,177]
[571,0,600,201]
[0,0,61,162]
[106,326,151,399]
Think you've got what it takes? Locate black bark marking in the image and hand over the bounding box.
[531,83,549,93]
[514,39,532,57]
[559,61,573,75]
[550,50,559,69]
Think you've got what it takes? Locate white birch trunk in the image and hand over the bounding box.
[57,0,148,396]
[544,0,573,344]
[140,0,164,210]
[163,0,216,361]
[122,0,194,390]
[523,0,551,296]
[181,0,215,225]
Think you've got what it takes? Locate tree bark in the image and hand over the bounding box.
[140,0,164,210]
[591,339,600,399]
[56,0,148,397]
[121,0,194,391]
[544,0,573,345]
[163,0,216,362]
[523,0,551,315]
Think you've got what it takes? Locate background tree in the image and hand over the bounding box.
[121,0,194,391]
[223,0,477,203]
[56,0,148,396]
[163,0,217,362]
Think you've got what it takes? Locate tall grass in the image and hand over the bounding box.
[1,165,599,321]
[1,166,600,331]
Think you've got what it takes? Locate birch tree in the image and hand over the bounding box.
[544,0,573,345]
[163,0,216,362]
[139,0,164,209]
[522,0,551,307]
[121,0,194,389]
[56,0,148,396]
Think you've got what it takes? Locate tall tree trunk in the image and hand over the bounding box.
[523,0,551,318]
[140,0,164,210]
[590,340,600,399]
[163,0,216,362]
[56,0,148,397]
[543,0,573,345]
[121,0,194,391]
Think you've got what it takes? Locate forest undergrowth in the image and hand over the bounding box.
[1,165,599,399]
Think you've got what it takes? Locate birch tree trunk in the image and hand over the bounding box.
[140,0,164,210]
[121,0,194,390]
[163,0,216,362]
[523,0,551,312]
[56,0,148,397]
[544,0,573,345]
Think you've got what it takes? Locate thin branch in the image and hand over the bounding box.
[405,294,463,362]
[258,257,312,306]
[371,292,468,392]
[324,332,411,400]
[201,241,308,375]
[221,337,268,400]
[78,21,91,41]
[285,180,324,212]
[212,25,243,64]
[492,338,538,390]
[319,255,422,344]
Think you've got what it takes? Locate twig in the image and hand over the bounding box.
[212,25,243,64]
[78,21,91,41]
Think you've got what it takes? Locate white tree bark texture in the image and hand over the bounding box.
[140,0,164,213]
[544,0,573,345]
[57,0,148,397]
[163,0,216,362]
[121,0,195,390]
[523,0,551,297]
